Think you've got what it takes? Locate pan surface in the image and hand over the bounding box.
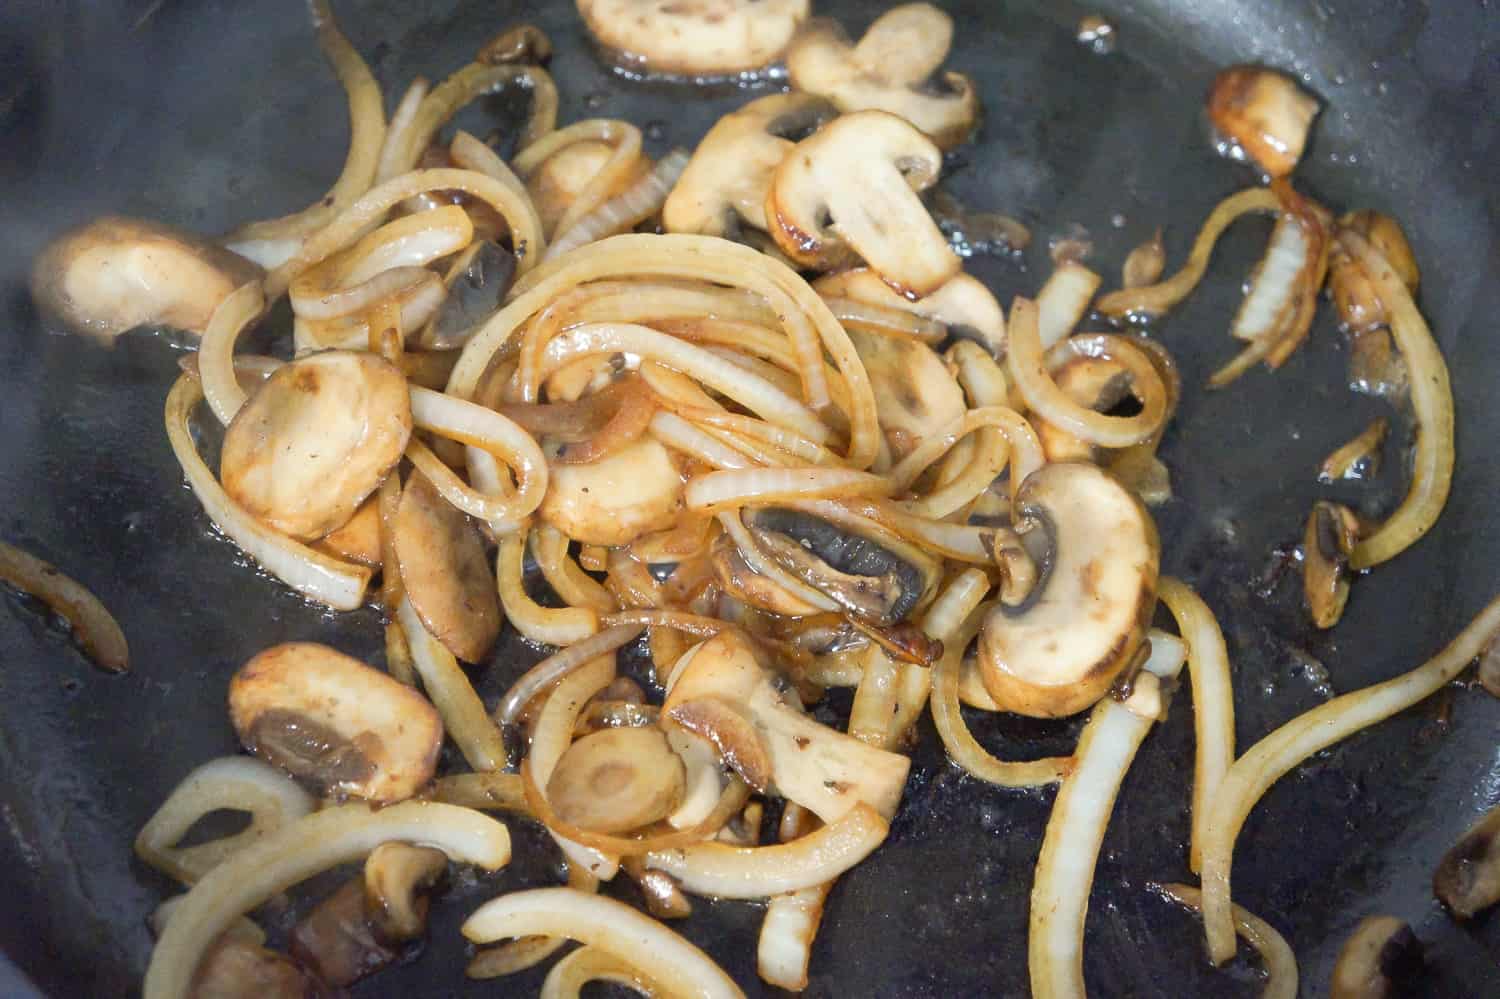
[0,0,1497,995]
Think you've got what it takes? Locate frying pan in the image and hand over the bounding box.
[0,0,1496,995]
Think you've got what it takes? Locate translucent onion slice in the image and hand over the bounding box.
[496,623,641,730]
[221,0,384,260]
[462,888,743,999]
[757,883,832,992]
[135,756,315,885]
[532,525,617,613]
[1157,577,1235,874]
[433,771,529,814]
[687,467,893,514]
[1339,230,1454,569]
[374,78,430,185]
[396,598,507,772]
[164,373,372,611]
[0,540,129,672]
[1037,260,1102,348]
[848,647,900,746]
[408,385,548,528]
[1156,883,1298,999]
[496,531,602,648]
[514,119,644,240]
[1197,594,1500,965]
[198,281,266,426]
[545,149,690,261]
[143,801,511,999]
[643,802,889,899]
[1009,298,1165,448]
[1029,634,1187,999]
[649,411,755,470]
[1095,187,1281,319]
[540,945,654,999]
[887,405,1043,502]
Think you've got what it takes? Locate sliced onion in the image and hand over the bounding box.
[462,888,743,999]
[496,531,602,647]
[1037,261,1102,348]
[819,295,946,345]
[649,411,754,470]
[920,568,994,644]
[687,467,892,514]
[1339,230,1453,569]
[1230,211,1311,344]
[541,944,653,999]
[1198,595,1500,964]
[465,856,599,980]
[719,510,841,614]
[135,757,315,885]
[496,623,640,729]
[164,373,372,610]
[1095,187,1281,319]
[644,803,889,899]
[0,540,129,672]
[513,119,645,240]
[758,883,832,992]
[1155,883,1298,999]
[532,525,617,613]
[433,772,529,814]
[600,609,730,640]
[808,497,994,563]
[848,647,901,746]
[197,281,266,426]
[1157,577,1235,875]
[221,0,384,259]
[408,385,548,527]
[374,77,430,185]
[545,149,690,261]
[397,598,507,771]
[1009,298,1166,448]
[143,801,511,999]
[887,405,1043,501]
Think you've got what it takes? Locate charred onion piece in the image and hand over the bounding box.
[0,540,128,672]
[1207,65,1320,178]
[220,351,412,541]
[546,727,687,834]
[30,215,262,342]
[1330,915,1423,999]
[576,0,809,76]
[785,5,980,149]
[229,643,442,802]
[979,463,1161,718]
[1434,803,1500,919]
[1303,501,1359,630]
[766,110,956,296]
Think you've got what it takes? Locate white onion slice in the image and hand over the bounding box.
[1037,261,1101,348]
[463,888,743,999]
[496,532,601,647]
[644,803,889,899]
[540,944,653,999]
[397,598,508,772]
[1230,212,1308,343]
[1156,883,1298,999]
[197,281,265,427]
[135,756,315,885]
[496,623,642,730]
[408,385,548,528]
[757,883,832,992]
[544,149,691,262]
[164,374,372,610]
[1198,594,1500,964]
[144,801,511,999]
[648,411,754,470]
[687,467,892,514]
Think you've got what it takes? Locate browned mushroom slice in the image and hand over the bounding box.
[525,141,642,238]
[539,437,686,547]
[785,5,980,150]
[1033,355,1137,463]
[664,93,837,239]
[289,879,402,988]
[711,535,826,619]
[546,727,687,833]
[765,110,957,296]
[363,842,449,942]
[576,0,810,76]
[392,471,501,663]
[843,327,965,461]
[665,695,774,792]
[1303,501,1359,629]
[312,496,383,568]
[1434,803,1500,919]
[229,642,442,802]
[29,215,263,343]
[220,351,412,541]
[1206,65,1320,178]
[190,936,331,999]
[1330,915,1424,999]
[978,463,1160,718]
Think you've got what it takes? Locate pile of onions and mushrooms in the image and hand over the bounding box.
[22,2,1500,997]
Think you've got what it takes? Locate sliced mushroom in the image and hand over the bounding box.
[220,351,412,541]
[392,471,501,663]
[785,6,980,150]
[765,110,957,296]
[190,936,330,999]
[289,878,403,988]
[1330,915,1424,999]
[743,506,940,627]
[1304,501,1359,629]
[1434,803,1500,919]
[663,93,837,238]
[662,630,910,823]
[30,215,263,343]
[525,141,644,238]
[576,0,810,76]
[814,267,1007,356]
[711,535,826,619]
[978,462,1160,718]
[312,495,383,568]
[845,327,965,461]
[546,727,686,833]
[363,842,448,942]
[666,695,774,792]
[539,436,686,546]
[229,642,443,802]
[1206,65,1320,178]
[422,240,515,350]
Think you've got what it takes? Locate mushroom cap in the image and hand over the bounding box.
[576,0,810,76]
[663,92,836,238]
[393,471,502,663]
[220,351,412,541]
[766,110,957,296]
[30,215,262,342]
[785,8,981,150]
[539,436,686,546]
[978,462,1160,718]
[1330,915,1423,999]
[815,268,1006,355]
[229,642,443,802]
[363,842,448,943]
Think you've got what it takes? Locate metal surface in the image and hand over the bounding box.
[0,0,1497,995]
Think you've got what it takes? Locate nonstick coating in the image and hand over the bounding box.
[1,1,1497,995]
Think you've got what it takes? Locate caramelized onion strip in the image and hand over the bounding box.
[0,540,129,672]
